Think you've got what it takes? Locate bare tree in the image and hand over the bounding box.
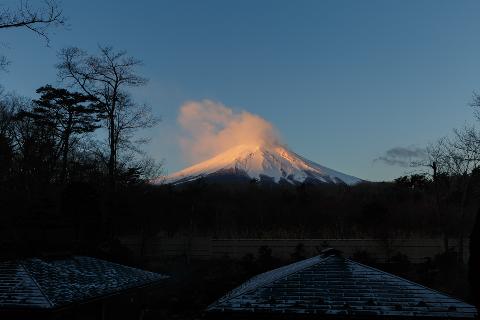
[0,0,65,70]
[416,124,480,261]
[452,126,480,261]
[0,87,16,136]
[0,89,17,181]
[57,46,158,186]
[412,138,462,253]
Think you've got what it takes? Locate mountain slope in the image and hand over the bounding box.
[152,144,363,185]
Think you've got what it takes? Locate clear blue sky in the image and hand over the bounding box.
[2,0,480,181]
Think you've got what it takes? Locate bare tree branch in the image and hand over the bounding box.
[0,0,65,42]
[0,1,65,71]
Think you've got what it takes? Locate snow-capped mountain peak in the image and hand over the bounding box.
[151,144,363,186]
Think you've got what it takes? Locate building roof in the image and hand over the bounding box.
[0,256,168,310]
[207,250,477,319]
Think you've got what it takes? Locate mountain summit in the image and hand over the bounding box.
[152,144,363,186]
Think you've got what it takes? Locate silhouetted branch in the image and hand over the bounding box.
[0,0,65,42]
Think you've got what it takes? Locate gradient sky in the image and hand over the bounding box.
[2,0,480,181]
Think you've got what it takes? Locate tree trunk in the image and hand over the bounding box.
[61,113,73,184]
[105,91,117,241]
[108,113,116,188]
[469,208,480,308]
[432,162,449,253]
[458,172,473,263]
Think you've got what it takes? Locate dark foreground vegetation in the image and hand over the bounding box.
[1,156,480,309]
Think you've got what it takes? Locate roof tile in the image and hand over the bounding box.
[207,253,477,318]
[0,256,168,310]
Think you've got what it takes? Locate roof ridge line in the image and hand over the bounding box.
[346,258,477,308]
[21,260,55,308]
[209,254,333,308]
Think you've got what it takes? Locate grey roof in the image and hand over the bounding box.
[207,251,478,318]
[0,256,168,310]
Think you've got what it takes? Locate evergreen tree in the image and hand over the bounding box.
[18,85,101,182]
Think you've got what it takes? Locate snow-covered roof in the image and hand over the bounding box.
[207,250,477,318]
[0,256,168,310]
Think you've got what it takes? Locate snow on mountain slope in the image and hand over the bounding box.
[151,144,363,186]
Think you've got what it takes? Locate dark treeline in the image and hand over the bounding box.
[1,156,479,250]
[115,174,479,240]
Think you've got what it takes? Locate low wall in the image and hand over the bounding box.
[120,236,469,263]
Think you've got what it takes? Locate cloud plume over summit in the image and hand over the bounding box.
[178,100,281,163]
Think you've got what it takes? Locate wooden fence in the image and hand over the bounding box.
[120,236,470,263]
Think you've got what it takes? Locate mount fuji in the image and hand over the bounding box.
[152,144,363,186]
